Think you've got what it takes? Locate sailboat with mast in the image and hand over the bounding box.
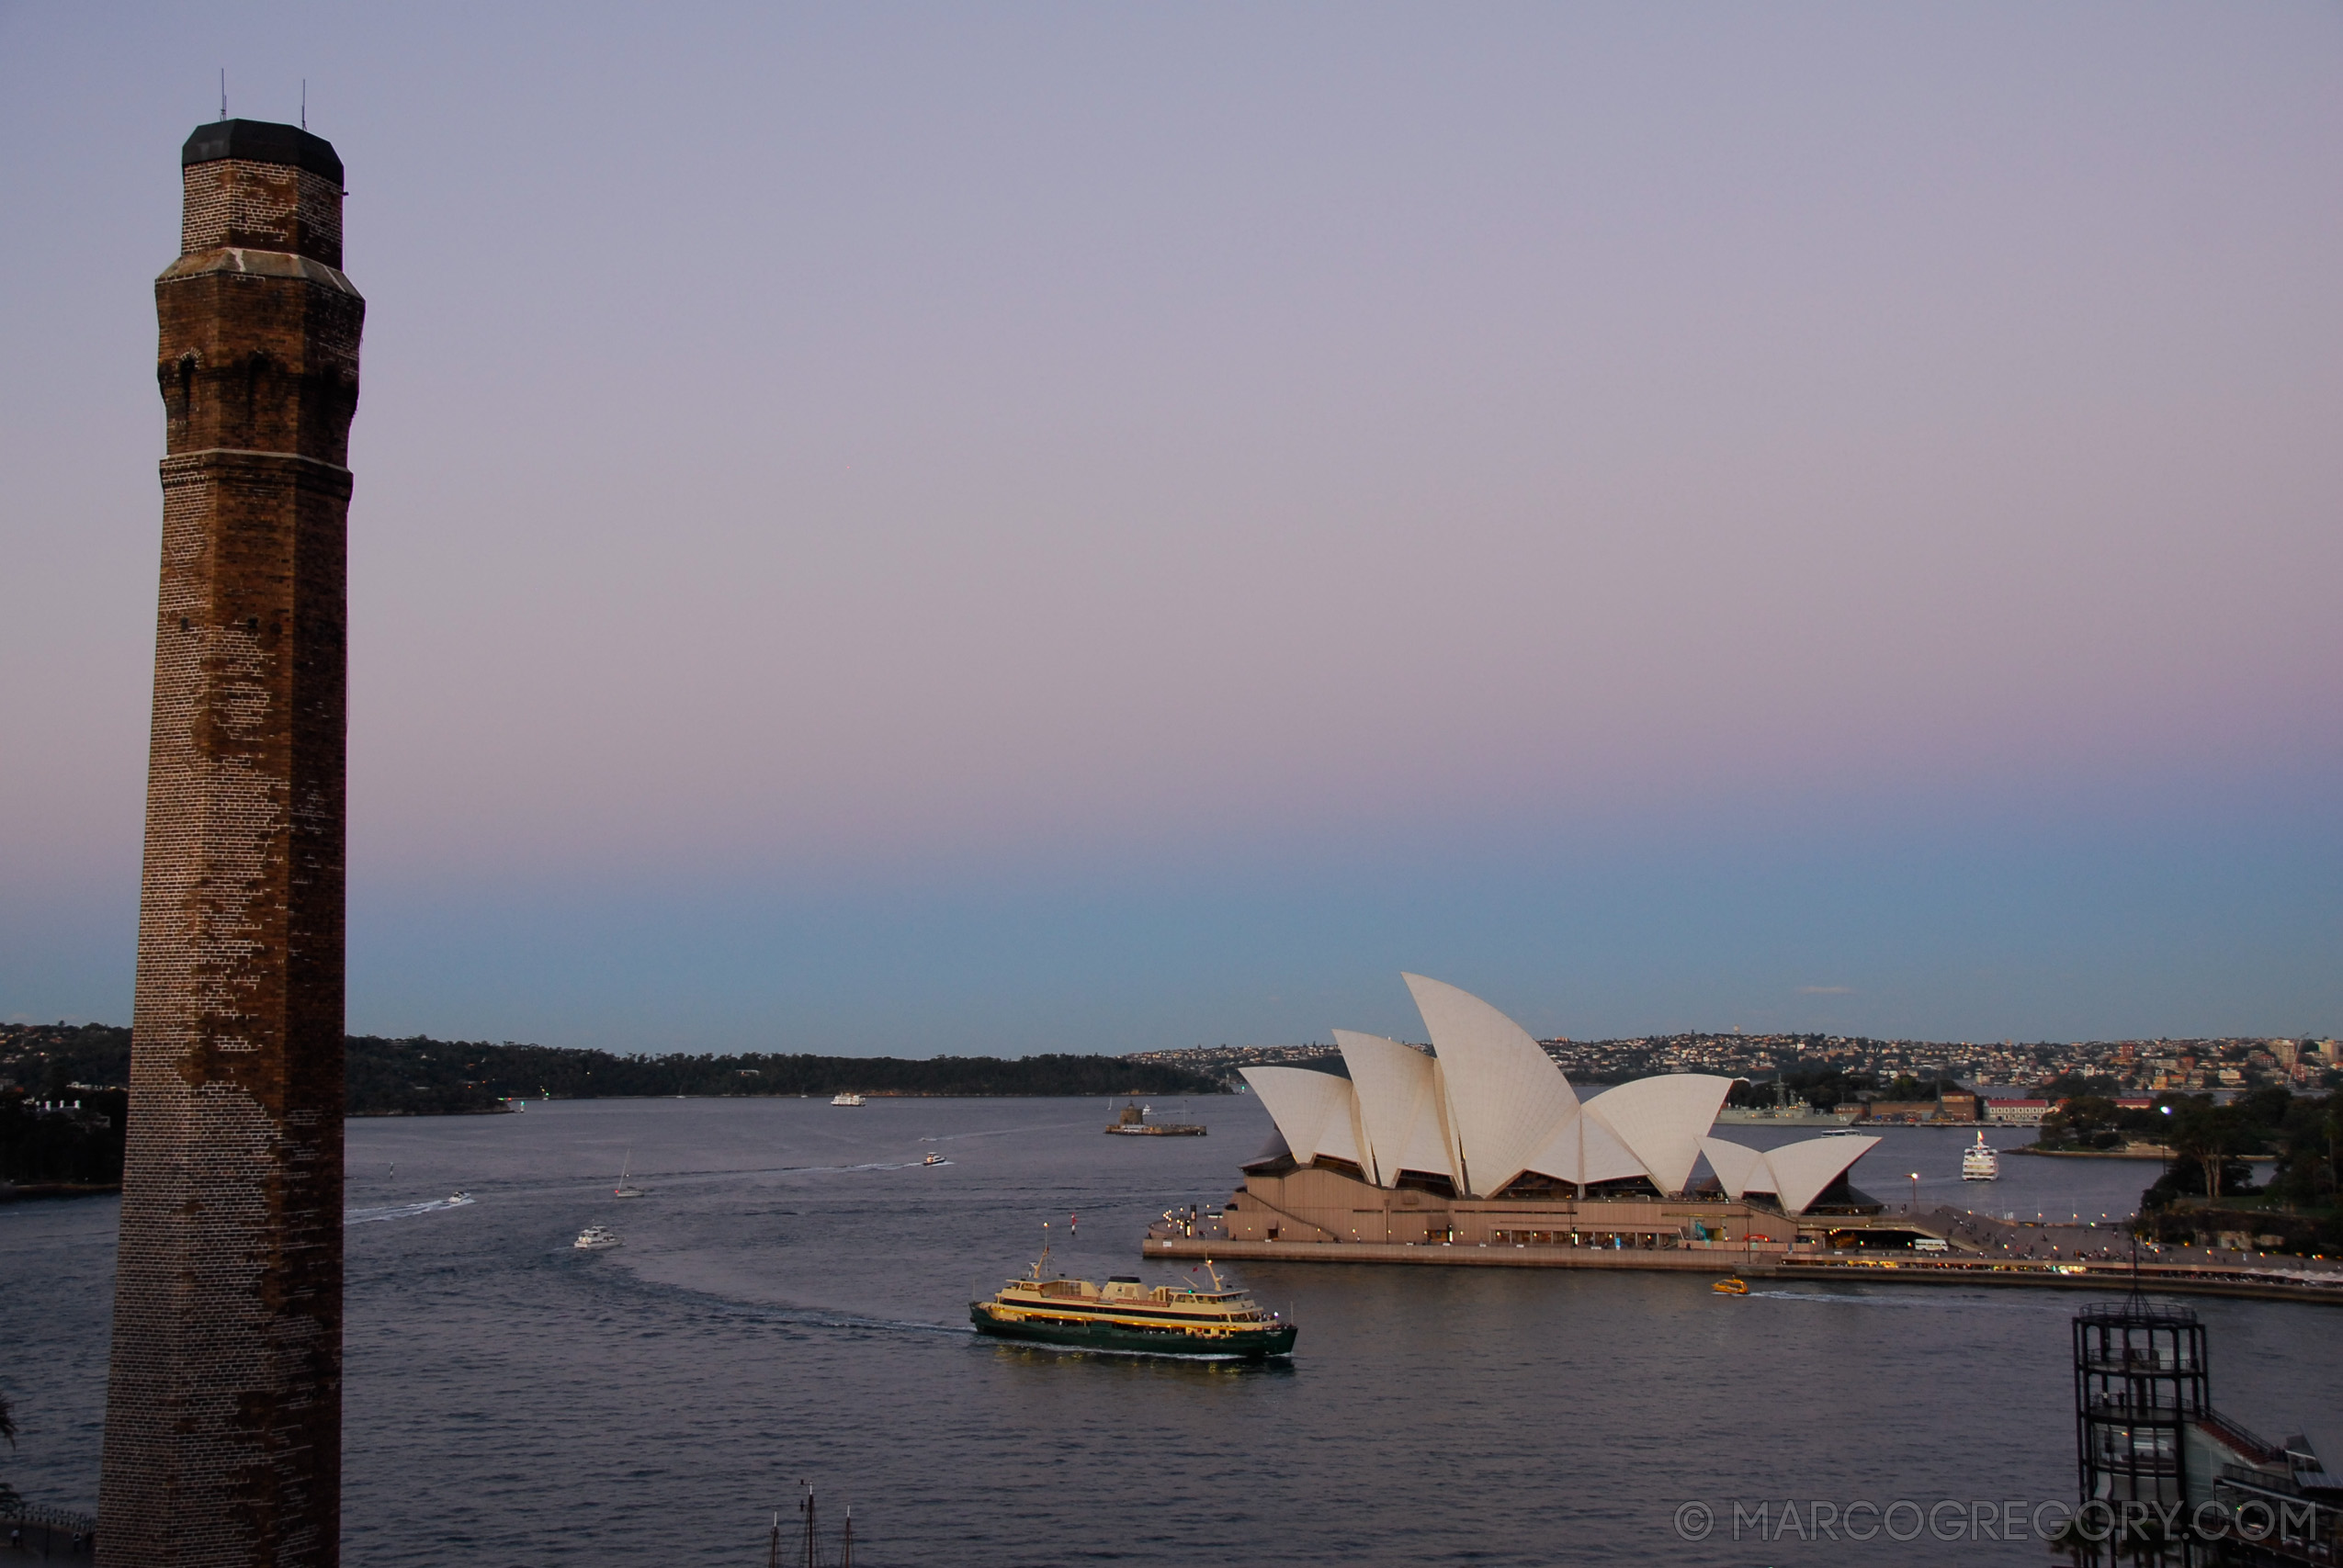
[613,1150,645,1200]
[768,1483,853,1568]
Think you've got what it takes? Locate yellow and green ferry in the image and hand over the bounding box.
[970,1257,1296,1359]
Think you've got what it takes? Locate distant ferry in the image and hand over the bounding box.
[1962,1132,2001,1181]
[971,1254,1295,1358]
[1104,1100,1206,1136]
[831,1093,866,1108]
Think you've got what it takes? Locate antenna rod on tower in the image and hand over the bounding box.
[301,79,307,130]
[219,68,227,119]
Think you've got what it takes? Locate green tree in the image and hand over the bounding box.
[2044,1095,2122,1149]
[2264,1096,2341,1212]
[2167,1102,2258,1201]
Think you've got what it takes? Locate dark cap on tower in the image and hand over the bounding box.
[182,118,344,183]
[176,118,345,266]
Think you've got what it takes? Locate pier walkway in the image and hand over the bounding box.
[1146,1202,2343,1306]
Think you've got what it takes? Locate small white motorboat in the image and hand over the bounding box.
[573,1225,621,1251]
[447,1190,474,1206]
[1961,1131,2001,1181]
[922,1152,945,1166]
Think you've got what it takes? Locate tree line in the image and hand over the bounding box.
[2037,1087,2343,1209]
[341,1033,1228,1111]
[2,1023,1228,1153]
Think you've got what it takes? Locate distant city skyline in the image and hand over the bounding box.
[3,4,2337,1053]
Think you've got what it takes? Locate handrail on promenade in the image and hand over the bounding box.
[3,1501,99,1560]
[4,1504,97,1532]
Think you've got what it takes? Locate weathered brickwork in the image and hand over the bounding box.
[179,163,345,268]
[100,121,361,1568]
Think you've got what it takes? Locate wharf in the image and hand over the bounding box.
[1147,1235,1757,1272]
[1145,1203,2343,1308]
[1143,1235,2343,1304]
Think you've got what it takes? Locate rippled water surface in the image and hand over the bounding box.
[3,1098,2334,1565]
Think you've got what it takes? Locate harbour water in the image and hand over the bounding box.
[2,1097,2334,1564]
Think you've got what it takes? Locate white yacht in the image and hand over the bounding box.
[573,1225,621,1250]
[1961,1131,2001,1181]
[831,1092,866,1108]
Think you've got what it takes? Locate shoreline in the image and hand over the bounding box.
[2011,1144,2277,1161]
[0,1181,121,1202]
[2010,1143,2172,1159]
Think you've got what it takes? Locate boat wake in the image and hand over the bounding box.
[1744,1287,2082,1314]
[345,1193,476,1226]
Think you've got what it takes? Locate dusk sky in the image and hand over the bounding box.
[4,4,2337,1055]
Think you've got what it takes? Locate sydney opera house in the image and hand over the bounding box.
[1189,975,1885,1261]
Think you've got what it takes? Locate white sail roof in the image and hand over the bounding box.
[1522,1110,1644,1189]
[1333,1030,1456,1189]
[1245,976,1879,1210]
[1698,1135,1771,1201]
[1582,1075,1736,1197]
[1761,1134,1880,1214]
[1402,974,1578,1198]
[1239,1066,1360,1168]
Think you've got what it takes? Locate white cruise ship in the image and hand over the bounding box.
[1961,1132,2000,1181]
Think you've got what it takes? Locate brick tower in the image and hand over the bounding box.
[100,119,362,1568]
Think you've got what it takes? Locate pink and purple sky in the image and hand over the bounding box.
[4,4,2337,1053]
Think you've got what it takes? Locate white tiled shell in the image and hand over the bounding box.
[1401,973,1579,1198]
[1582,1075,1737,1197]
[1333,1030,1457,1189]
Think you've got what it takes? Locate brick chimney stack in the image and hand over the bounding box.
[100,119,363,1568]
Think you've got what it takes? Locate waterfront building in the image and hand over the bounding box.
[1220,976,1880,1252]
[100,119,362,1568]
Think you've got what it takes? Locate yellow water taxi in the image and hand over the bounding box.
[1712,1276,1750,1296]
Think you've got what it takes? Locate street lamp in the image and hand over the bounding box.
[1909,1172,1920,1213]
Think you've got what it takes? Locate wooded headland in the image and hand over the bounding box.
[1,1023,1229,1179]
